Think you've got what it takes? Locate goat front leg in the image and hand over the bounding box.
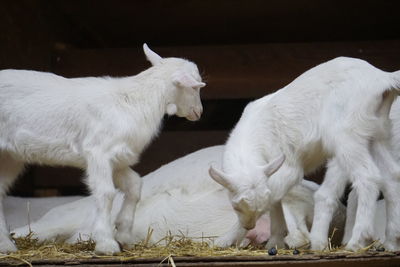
[86,154,119,255]
[310,158,348,251]
[266,202,286,249]
[214,220,247,248]
[265,164,304,249]
[113,167,142,248]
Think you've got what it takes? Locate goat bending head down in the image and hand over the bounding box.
[0,44,205,254]
[207,57,400,251]
[209,154,285,230]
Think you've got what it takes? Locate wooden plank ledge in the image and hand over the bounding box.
[1,252,400,266]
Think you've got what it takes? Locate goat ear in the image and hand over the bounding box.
[263,154,285,177]
[143,43,162,66]
[209,166,236,192]
[172,71,206,89]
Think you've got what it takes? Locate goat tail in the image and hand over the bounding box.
[391,70,400,90]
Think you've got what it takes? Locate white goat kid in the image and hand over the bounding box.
[209,57,400,251]
[0,44,205,254]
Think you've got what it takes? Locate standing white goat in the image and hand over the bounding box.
[209,57,400,251]
[0,44,205,254]
[11,146,336,249]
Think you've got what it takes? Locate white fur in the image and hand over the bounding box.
[0,44,205,254]
[4,196,82,230]
[342,190,386,246]
[208,57,400,251]
[343,98,400,248]
[11,146,325,249]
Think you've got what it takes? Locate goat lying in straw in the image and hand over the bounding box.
[11,146,345,248]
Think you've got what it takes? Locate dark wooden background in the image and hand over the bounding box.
[1,0,400,196]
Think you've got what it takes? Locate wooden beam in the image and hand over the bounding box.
[3,253,400,267]
[50,0,400,46]
[52,40,400,99]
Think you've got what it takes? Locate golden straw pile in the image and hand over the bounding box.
[0,230,385,266]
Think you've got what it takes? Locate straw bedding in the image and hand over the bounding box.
[0,230,388,266]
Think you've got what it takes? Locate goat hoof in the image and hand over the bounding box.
[0,238,17,253]
[214,236,236,248]
[95,239,121,255]
[383,240,400,252]
[284,230,309,249]
[344,241,363,252]
[266,238,285,249]
[239,238,251,247]
[115,230,135,248]
[310,238,328,251]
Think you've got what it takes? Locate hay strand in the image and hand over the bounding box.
[0,254,33,267]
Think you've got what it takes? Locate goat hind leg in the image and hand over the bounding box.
[282,202,309,248]
[0,153,24,253]
[372,141,400,250]
[341,150,381,251]
[381,179,400,250]
[342,189,357,245]
[113,167,142,247]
